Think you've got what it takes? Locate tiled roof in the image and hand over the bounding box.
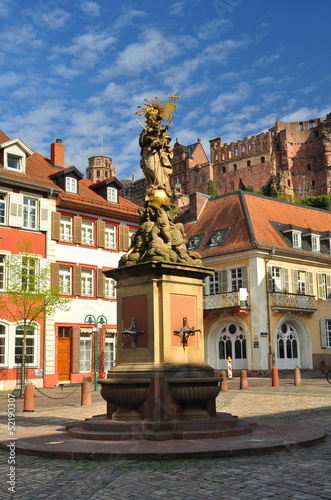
[182,191,331,258]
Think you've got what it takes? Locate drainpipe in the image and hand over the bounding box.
[265,248,275,371]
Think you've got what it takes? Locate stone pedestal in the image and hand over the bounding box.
[103,262,218,422]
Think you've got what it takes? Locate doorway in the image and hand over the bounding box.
[58,326,72,381]
[216,323,247,370]
[276,321,301,369]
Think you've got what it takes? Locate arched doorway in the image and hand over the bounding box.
[276,321,301,369]
[216,323,247,370]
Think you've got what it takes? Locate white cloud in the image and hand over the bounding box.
[196,18,231,40]
[81,1,100,17]
[254,53,281,67]
[0,72,21,88]
[0,0,14,18]
[211,82,251,114]
[169,2,186,16]
[280,107,331,123]
[27,8,70,30]
[112,8,146,30]
[111,28,178,76]
[52,64,82,79]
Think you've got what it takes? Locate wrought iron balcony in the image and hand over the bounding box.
[204,290,250,311]
[270,292,317,315]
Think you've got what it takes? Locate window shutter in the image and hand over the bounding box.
[9,192,23,227]
[73,265,81,296]
[327,274,331,299]
[317,273,324,299]
[97,268,105,298]
[51,263,59,287]
[51,212,61,240]
[267,266,273,292]
[283,268,289,293]
[292,270,298,294]
[96,220,105,247]
[71,327,81,373]
[241,266,248,290]
[119,225,129,251]
[204,276,210,295]
[307,271,314,295]
[320,319,327,348]
[39,198,49,231]
[220,269,228,293]
[73,216,82,244]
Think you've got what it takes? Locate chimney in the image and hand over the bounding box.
[189,192,209,221]
[50,139,64,169]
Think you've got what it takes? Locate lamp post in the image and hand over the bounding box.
[84,314,107,391]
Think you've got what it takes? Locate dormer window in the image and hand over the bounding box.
[65,177,77,193]
[107,187,118,203]
[311,234,320,252]
[7,153,23,171]
[292,231,302,249]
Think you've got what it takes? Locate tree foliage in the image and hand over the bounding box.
[207,180,218,198]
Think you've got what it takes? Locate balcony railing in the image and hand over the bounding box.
[204,291,250,310]
[270,292,317,313]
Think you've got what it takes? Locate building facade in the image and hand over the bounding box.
[181,191,331,374]
[0,132,139,390]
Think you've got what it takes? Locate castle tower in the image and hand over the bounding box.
[86,156,116,183]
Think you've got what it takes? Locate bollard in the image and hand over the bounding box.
[240,369,248,390]
[220,370,228,391]
[320,361,326,375]
[294,367,302,386]
[23,382,35,412]
[81,380,92,406]
[271,366,279,387]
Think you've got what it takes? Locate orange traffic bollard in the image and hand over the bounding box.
[240,369,249,390]
[81,380,92,406]
[294,367,302,386]
[271,366,279,387]
[220,370,228,391]
[23,382,34,412]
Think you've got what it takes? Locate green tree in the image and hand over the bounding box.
[207,180,218,198]
[0,240,72,396]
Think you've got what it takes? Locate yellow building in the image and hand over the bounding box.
[181,191,331,373]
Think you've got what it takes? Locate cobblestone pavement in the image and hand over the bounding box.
[0,372,330,499]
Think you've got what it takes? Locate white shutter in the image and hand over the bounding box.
[283,268,289,293]
[267,266,273,292]
[317,273,324,299]
[204,276,210,295]
[241,266,248,290]
[327,274,331,300]
[9,192,23,227]
[320,318,327,348]
[220,269,228,293]
[39,198,49,231]
[292,270,298,294]
[307,271,314,296]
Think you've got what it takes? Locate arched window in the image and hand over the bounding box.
[260,156,265,164]
[201,173,206,183]
[193,177,198,186]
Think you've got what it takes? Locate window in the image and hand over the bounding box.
[299,122,303,130]
[193,177,198,185]
[233,164,237,171]
[297,270,306,295]
[105,331,115,371]
[307,164,311,171]
[0,193,6,224]
[234,148,238,156]
[311,234,320,252]
[107,187,118,203]
[268,266,289,293]
[105,277,116,298]
[230,268,243,291]
[23,197,37,229]
[80,332,92,371]
[260,156,265,164]
[7,154,22,171]
[311,180,315,187]
[65,177,77,193]
[22,256,37,292]
[222,166,226,173]
[318,273,331,299]
[0,256,5,291]
[82,220,94,245]
[246,161,250,167]
[207,271,220,295]
[292,231,302,249]
[105,224,116,249]
[309,120,315,129]
[60,216,73,242]
[0,324,7,365]
[241,146,245,153]
[81,268,93,296]
[321,318,331,348]
[15,326,37,366]
[59,266,72,295]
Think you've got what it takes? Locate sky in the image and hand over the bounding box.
[0,0,331,180]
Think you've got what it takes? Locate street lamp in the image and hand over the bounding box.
[84,314,108,391]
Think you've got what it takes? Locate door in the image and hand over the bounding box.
[216,323,247,370]
[58,327,72,381]
[276,322,301,370]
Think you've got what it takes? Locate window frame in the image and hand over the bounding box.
[60,216,73,242]
[14,325,37,367]
[23,196,37,230]
[107,187,118,203]
[104,331,115,372]
[0,255,5,292]
[65,177,77,194]
[79,331,92,372]
[105,277,116,298]
[0,193,6,225]
[82,220,94,246]
[81,268,94,296]
[59,265,72,295]
[292,231,302,249]
[105,224,116,249]
[7,153,23,171]
[0,323,8,366]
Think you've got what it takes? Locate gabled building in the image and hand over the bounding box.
[181,191,331,373]
[0,132,139,390]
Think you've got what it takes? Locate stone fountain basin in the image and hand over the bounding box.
[167,377,222,403]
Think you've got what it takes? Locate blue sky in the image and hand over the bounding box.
[1,0,330,180]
